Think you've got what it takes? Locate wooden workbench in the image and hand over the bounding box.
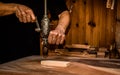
[0,55,120,75]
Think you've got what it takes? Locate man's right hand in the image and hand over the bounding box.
[0,2,36,23]
[15,4,36,23]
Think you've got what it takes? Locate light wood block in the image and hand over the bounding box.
[41,60,70,67]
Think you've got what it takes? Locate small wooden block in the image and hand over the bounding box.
[97,52,105,58]
[65,44,90,49]
[98,48,107,52]
[41,60,70,67]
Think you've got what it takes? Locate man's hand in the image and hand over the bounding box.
[0,2,36,23]
[15,4,36,23]
[48,10,70,45]
[48,28,65,45]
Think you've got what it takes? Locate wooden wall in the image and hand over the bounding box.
[116,0,120,49]
[65,0,116,48]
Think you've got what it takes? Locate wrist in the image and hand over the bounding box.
[10,3,18,13]
[55,24,66,34]
[5,3,18,13]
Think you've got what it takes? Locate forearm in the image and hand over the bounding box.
[56,10,70,33]
[0,2,17,16]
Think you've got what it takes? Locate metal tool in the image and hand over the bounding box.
[35,17,41,32]
[41,0,50,57]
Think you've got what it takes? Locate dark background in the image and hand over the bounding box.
[0,0,44,64]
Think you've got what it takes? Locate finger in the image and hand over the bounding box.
[48,31,54,44]
[17,6,27,23]
[26,13,31,22]
[21,11,27,23]
[27,10,36,22]
[16,7,23,22]
[15,9,19,18]
[60,34,65,44]
[15,6,21,17]
[56,34,62,45]
[51,32,58,44]
[31,12,36,22]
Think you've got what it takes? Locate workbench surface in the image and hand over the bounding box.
[0,55,120,75]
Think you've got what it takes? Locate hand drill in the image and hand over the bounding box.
[41,0,50,57]
[35,0,50,57]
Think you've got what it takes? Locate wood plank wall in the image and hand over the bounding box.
[65,0,116,48]
[116,0,120,48]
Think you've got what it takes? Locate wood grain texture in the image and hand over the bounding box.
[116,0,120,49]
[0,56,120,75]
[65,0,116,48]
